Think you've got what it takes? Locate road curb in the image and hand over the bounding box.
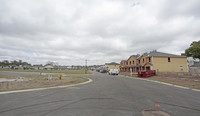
[121,75,200,92]
[0,78,93,95]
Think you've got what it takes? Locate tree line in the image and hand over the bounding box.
[0,60,102,68]
[0,60,31,66]
[181,40,200,60]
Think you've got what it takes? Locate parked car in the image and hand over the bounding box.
[108,68,119,75]
[100,69,107,73]
[96,68,100,72]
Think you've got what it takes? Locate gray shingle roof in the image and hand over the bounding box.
[145,51,185,57]
[105,62,119,65]
[131,54,140,58]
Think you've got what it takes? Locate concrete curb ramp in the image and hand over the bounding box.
[0,78,92,95]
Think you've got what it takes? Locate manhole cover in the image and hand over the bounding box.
[142,109,171,116]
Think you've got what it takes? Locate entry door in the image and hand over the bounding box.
[146,66,150,70]
[136,67,139,72]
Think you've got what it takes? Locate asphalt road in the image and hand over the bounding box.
[0,71,200,116]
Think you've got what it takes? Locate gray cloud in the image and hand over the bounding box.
[0,0,200,65]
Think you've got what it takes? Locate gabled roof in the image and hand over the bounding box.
[144,51,185,57]
[105,62,119,65]
[44,65,54,68]
[127,54,140,61]
[131,54,140,58]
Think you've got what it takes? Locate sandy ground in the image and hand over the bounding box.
[120,72,200,89]
[149,72,200,89]
[0,73,88,91]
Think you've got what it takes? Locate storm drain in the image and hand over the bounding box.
[142,109,171,116]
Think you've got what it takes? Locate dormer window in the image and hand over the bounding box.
[143,58,144,63]
[149,57,151,62]
[133,61,134,64]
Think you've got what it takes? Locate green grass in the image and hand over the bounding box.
[0,69,92,74]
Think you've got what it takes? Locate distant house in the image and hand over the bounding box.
[33,66,44,70]
[0,65,32,70]
[190,62,200,73]
[18,65,24,70]
[120,50,188,72]
[8,66,15,69]
[105,62,120,71]
[121,54,140,72]
[5,66,12,69]
[32,64,44,70]
[190,62,200,68]
[22,65,32,70]
[120,60,127,72]
[0,66,4,69]
[56,66,69,70]
[44,65,54,70]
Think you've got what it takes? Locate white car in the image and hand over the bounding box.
[108,68,119,75]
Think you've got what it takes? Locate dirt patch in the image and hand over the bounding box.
[120,72,138,77]
[0,73,88,92]
[120,72,200,89]
[148,72,200,89]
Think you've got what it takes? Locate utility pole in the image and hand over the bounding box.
[85,59,87,74]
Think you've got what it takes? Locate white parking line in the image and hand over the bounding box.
[0,78,93,95]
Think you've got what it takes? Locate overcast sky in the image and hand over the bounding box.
[0,0,200,65]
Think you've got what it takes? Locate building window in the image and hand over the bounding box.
[139,60,140,64]
[143,58,144,63]
[180,66,183,71]
[168,57,170,62]
[133,60,134,64]
[142,66,145,70]
[127,62,128,65]
[130,61,131,65]
[149,57,151,62]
